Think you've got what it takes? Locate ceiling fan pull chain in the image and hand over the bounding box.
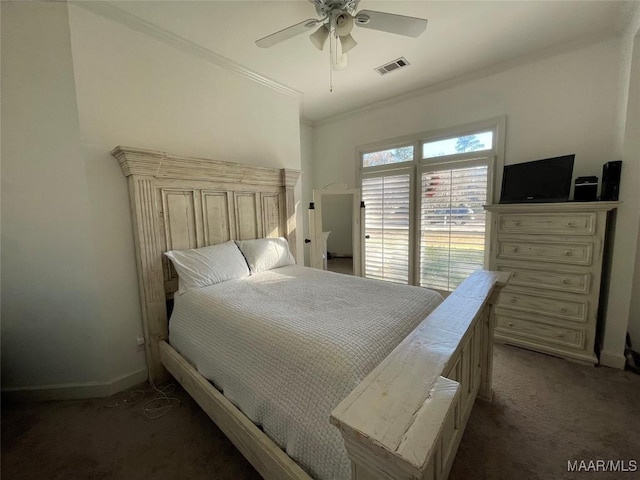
[329,30,333,92]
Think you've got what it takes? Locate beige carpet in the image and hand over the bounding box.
[2,344,639,480]
[326,257,354,276]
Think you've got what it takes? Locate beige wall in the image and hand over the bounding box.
[598,8,640,366]
[1,1,302,396]
[311,36,638,367]
[1,2,112,390]
[322,195,354,257]
[313,39,622,188]
[620,29,640,351]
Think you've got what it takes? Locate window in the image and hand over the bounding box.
[362,145,413,168]
[359,121,501,293]
[420,163,488,291]
[422,131,493,159]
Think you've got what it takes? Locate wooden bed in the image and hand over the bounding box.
[113,146,509,480]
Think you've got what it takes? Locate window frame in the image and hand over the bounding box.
[357,117,506,290]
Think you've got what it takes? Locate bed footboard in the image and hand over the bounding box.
[331,270,509,480]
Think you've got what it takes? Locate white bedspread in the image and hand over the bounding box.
[169,265,442,480]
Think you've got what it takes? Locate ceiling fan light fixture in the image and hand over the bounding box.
[334,13,354,36]
[310,24,329,50]
[339,33,357,53]
[333,53,348,71]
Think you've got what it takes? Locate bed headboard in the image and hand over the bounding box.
[113,146,301,380]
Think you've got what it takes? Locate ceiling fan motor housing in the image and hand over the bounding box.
[312,0,360,18]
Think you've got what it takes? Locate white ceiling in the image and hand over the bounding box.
[111,1,634,123]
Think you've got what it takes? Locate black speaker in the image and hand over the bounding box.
[600,160,622,201]
[574,176,598,201]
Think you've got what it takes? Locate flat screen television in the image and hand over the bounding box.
[500,154,575,203]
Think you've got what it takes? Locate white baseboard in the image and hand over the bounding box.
[599,350,627,369]
[1,368,148,402]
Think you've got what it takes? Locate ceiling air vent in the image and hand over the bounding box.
[375,57,410,76]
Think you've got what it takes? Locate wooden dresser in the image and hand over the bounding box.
[485,202,618,364]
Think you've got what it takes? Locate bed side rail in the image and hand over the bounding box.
[331,270,510,480]
[160,341,312,480]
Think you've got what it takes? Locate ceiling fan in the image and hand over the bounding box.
[255,0,428,71]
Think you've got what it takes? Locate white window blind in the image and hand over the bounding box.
[420,165,488,291]
[362,174,411,284]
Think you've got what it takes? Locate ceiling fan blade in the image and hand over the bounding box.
[256,18,320,48]
[355,10,427,38]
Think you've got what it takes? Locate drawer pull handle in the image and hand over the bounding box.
[513,221,521,226]
[561,307,567,312]
[564,250,572,256]
[512,246,520,253]
[557,332,565,338]
[562,278,570,284]
[508,322,514,327]
[566,222,573,227]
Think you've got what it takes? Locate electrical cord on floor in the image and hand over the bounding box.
[103,380,180,419]
[143,380,180,419]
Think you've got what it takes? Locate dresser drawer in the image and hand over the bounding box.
[496,265,590,294]
[497,291,587,323]
[498,240,593,266]
[495,314,585,349]
[498,213,596,235]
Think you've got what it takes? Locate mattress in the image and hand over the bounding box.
[169,265,443,480]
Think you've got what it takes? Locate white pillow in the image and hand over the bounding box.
[235,237,295,274]
[165,241,250,294]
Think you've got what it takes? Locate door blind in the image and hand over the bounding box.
[362,174,411,284]
[420,165,487,291]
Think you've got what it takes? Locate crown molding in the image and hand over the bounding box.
[299,117,314,128]
[70,1,302,100]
